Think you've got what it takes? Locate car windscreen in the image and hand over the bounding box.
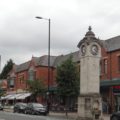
[33,103,43,108]
[19,103,27,107]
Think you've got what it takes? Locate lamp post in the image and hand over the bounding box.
[35,16,50,113]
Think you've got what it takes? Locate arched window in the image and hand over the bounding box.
[28,66,36,81]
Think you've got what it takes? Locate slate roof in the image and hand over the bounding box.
[37,55,57,67]
[104,35,120,52]
[16,55,57,73]
[53,51,80,67]
[16,61,30,73]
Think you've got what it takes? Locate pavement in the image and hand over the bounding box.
[103,114,110,120]
[49,112,110,120]
[2,108,110,120]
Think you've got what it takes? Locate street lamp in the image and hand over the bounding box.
[35,16,51,113]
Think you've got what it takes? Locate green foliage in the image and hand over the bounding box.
[56,55,80,97]
[0,83,5,97]
[0,89,5,97]
[0,59,14,79]
[27,79,47,101]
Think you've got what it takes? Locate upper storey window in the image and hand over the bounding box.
[118,56,120,72]
[28,66,36,81]
[18,75,24,84]
[103,59,108,74]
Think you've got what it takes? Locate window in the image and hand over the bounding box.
[103,59,107,74]
[28,70,36,80]
[10,79,14,88]
[18,75,25,84]
[118,56,120,72]
[28,67,36,81]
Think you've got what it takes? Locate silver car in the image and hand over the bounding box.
[25,103,47,115]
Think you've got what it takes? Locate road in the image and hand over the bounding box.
[0,111,110,120]
[0,111,73,120]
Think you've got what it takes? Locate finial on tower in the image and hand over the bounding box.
[88,26,92,31]
[85,26,95,37]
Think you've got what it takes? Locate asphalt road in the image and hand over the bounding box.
[0,111,73,120]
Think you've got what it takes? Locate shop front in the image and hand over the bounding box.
[112,85,120,111]
[100,79,120,113]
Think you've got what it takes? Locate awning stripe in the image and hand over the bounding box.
[0,93,31,100]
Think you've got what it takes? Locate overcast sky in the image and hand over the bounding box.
[0,0,120,70]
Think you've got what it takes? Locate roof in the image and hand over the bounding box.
[54,51,80,67]
[37,55,57,67]
[16,61,30,73]
[15,51,79,73]
[16,55,57,73]
[104,35,120,52]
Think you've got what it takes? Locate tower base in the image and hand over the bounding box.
[77,93,103,120]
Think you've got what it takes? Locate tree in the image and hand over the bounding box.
[56,56,80,111]
[0,83,5,97]
[0,89,5,97]
[0,59,14,79]
[27,79,47,102]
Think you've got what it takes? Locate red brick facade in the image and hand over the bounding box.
[101,48,120,81]
[14,57,56,92]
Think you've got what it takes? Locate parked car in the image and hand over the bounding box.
[110,111,120,120]
[13,103,27,113]
[0,103,3,110]
[24,103,47,115]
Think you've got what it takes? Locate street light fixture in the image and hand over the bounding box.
[35,16,51,113]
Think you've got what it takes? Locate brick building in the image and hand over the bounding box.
[5,27,120,112]
[100,35,120,112]
[6,52,79,105]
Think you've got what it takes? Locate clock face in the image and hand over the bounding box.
[91,45,98,55]
[81,44,86,55]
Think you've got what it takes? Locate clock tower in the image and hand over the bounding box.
[77,26,103,120]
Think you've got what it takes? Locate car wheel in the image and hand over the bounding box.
[43,113,47,116]
[14,109,17,113]
[17,110,20,113]
[31,111,35,115]
[112,116,118,120]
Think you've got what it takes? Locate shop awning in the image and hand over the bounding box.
[16,93,31,100]
[1,94,13,100]
[1,93,31,100]
[100,79,120,87]
[8,94,23,100]
[49,86,57,91]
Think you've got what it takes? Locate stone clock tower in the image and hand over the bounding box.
[77,26,102,120]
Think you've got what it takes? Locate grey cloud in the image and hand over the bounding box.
[0,0,120,70]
